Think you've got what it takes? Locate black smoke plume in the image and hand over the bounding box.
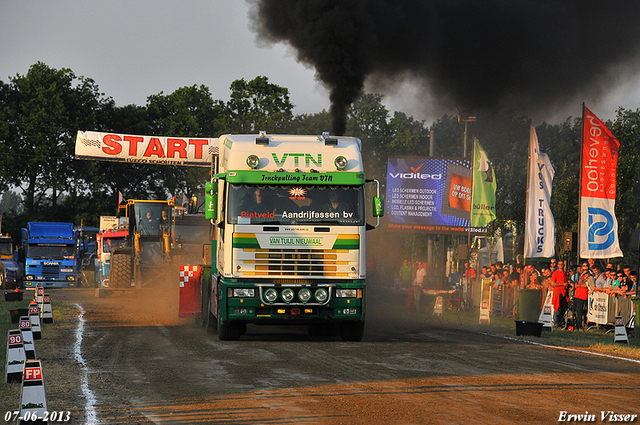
[249,1,640,134]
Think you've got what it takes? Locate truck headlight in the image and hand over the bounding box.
[298,288,311,302]
[232,288,255,297]
[264,288,278,302]
[246,155,260,169]
[281,288,295,303]
[334,156,348,170]
[66,276,76,281]
[335,289,357,298]
[314,288,329,303]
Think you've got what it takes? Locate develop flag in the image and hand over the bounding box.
[471,139,497,227]
[579,106,623,259]
[524,126,555,258]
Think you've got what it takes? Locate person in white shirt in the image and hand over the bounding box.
[412,262,427,313]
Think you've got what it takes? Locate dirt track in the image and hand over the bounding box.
[38,273,640,425]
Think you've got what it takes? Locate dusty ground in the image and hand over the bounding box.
[31,271,640,425]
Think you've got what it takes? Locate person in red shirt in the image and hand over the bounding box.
[550,260,570,328]
[463,261,476,281]
[573,266,590,330]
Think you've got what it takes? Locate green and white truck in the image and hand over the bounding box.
[204,132,384,341]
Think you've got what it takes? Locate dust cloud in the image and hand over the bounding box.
[90,264,189,327]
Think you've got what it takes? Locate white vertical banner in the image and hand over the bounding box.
[525,126,555,258]
[579,106,623,259]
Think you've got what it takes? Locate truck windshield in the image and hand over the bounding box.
[227,184,364,225]
[0,242,12,255]
[134,203,172,236]
[101,237,126,253]
[26,244,76,259]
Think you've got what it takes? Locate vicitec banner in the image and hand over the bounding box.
[579,106,623,259]
[75,130,219,167]
[385,156,487,234]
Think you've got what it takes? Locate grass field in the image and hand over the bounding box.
[422,300,640,358]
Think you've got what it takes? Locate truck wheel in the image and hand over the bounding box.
[339,321,365,341]
[206,311,216,333]
[110,253,132,288]
[217,313,241,341]
[308,323,335,337]
[205,293,216,333]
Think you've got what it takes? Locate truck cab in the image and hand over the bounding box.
[204,133,383,341]
[108,199,175,288]
[21,222,84,287]
[0,234,22,289]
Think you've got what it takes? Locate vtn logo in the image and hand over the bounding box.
[587,207,616,250]
[272,153,322,168]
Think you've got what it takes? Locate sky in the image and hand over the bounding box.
[0,1,330,116]
[2,1,640,126]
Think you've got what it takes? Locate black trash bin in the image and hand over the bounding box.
[9,308,29,323]
[4,290,24,302]
[515,320,543,337]
[518,289,543,323]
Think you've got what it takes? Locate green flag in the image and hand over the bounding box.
[471,139,497,227]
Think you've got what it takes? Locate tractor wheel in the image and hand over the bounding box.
[110,252,132,288]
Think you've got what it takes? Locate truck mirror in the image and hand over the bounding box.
[205,182,217,194]
[205,193,217,220]
[372,196,385,217]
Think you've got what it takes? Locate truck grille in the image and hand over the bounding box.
[42,265,60,278]
[233,233,359,278]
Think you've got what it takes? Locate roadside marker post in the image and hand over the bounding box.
[28,302,42,340]
[479,300,491,323]
[433,296,444,316]
[540,305,553,331]
[6,330,26,383]
[40,294,53,324]
[19,360,48,425]
[34,284,44,307]
[614,316,629,344]
[479,279,491,323]
[19,317,36,360]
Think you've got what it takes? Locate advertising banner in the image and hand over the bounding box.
[587,291,609,325]
[385,157,486,234]
[75,130,218,167]
[471,139,497,227]
[524,126,555,258]
[579,107,623,259]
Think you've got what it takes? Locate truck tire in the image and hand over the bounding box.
[205,291,216,333]
[217,313,241,341]
[339,321,365,341]
[110,252,132,288]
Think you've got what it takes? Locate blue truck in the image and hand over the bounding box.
[21,222,85,288]
[0,234,22,289]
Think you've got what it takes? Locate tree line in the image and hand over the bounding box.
[1,62,640,265]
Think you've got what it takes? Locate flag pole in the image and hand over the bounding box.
[577,103,585,264]
[523,126,533,268]
[467,138,476,252]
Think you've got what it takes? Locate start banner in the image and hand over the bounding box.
[75,130,219,167]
